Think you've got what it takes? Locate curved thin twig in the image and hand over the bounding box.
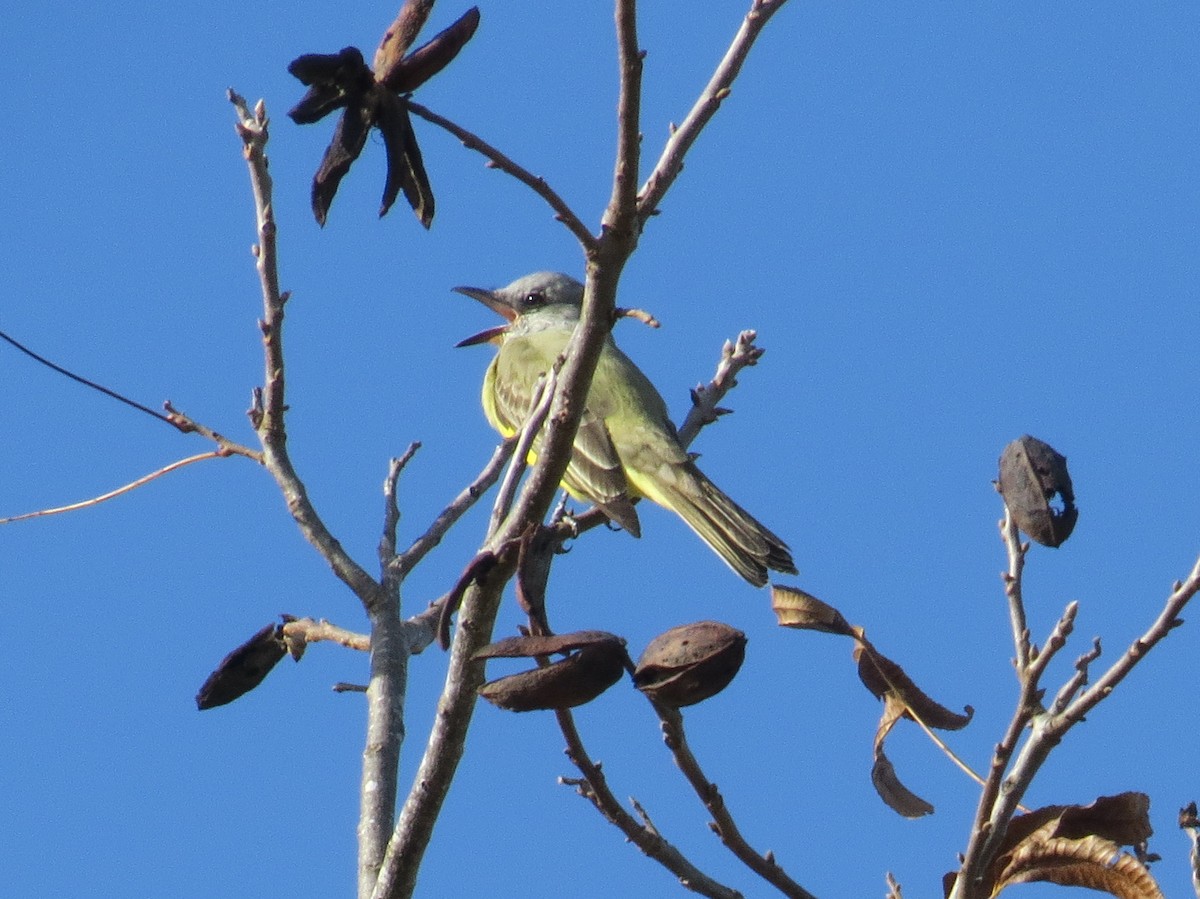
[556,706,743,899]
[404,99,596,250]
[654,703,817,899]
[391,438,515,580]
[637,0,790,228]
[0,451,226,524]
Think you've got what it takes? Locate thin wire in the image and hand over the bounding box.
[0,328,173,423]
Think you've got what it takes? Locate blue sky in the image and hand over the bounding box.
[4,3,1200,897]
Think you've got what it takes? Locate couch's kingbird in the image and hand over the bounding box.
[454,271,797,587]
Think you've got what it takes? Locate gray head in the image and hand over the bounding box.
[453,272,585,345]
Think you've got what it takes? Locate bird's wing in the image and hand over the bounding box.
[560,412,640,534]
[490,344,640,536]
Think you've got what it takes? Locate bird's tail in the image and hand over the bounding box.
[645,463,797,587]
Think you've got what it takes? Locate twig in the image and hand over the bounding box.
[392,438,516,579]
[677,330,764,447]
[380,443,422,585]
[605,0,643,237]
[1,452,225,524]
[555,706,743,899]
[616,306,661,328]
[404,99,596,250]
[654,703,817,899]
[228,89,383,608]
[1048,631,1098,716]
[999,511,1032,672]
[1062,554,1200,723]
[637,0,791,228]
[950,552,1200,899]
[162,402,263,460]
[282,617,372,652]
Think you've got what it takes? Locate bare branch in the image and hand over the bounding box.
[951,555,1200,899]
[637,0,790,228]
[1,451,227,524]
[392,438,516,579]
[228,89,384,609]
[1062,554,1200,723]
[677,329,764,447]
[604,0,643,237]
[998,510,1033,672]
[1048,631,1099,716]
[372,568,513,899]
[491,370,556,533]
[161,402,263,460]
[404,99,597,250]
[555,706,744,899]
[380,443,422,581]
[654,703,817,899]
[231,91,407,899]
[359,585,407,899]
[281,617,371,653]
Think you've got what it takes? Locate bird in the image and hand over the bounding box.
[453,271,797,588]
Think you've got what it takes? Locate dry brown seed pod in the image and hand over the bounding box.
[633,621,747,708]
[477,637,627,712]
[997,435,1078,547]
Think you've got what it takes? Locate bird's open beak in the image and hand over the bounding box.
[453,285,516,347]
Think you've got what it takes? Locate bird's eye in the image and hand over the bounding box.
[524,291,546,307]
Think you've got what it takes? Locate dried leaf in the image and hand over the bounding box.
[381,7,481,92]
[855,640,973,731]
[287,47,374,124]
[997,435,1078,547]
[993,831,1162,898]
[970,793,1163,899]
[311,99,374,226]
[195,623,287,710]
[771,585,855,636]
[376,93,433,226]
[871,694,934,818]
[995,793,1153,859]
[632,621,746,708]
[478,641,628,712]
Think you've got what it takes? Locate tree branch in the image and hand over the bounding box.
[404,99,597,250]
[369,1,791,892]
[998,511,1032,672]
[637,0,790,228]
[391,438,516,579]
[228,90,384,609]
[654,703,817,899]
[0,451,228,524]
[379,443,422,583]
[556,706,743,899]
[281,617,371,652]
[949,539,1200,898]
[677,329,764,447]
